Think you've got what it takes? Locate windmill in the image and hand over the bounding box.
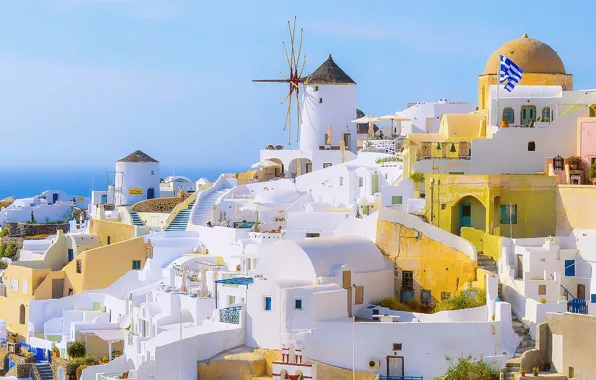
[253,17,307,144]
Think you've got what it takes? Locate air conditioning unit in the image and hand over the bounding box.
[368,359,381,370]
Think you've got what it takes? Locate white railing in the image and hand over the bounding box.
[362,139,397,154]
[248,231,284,242]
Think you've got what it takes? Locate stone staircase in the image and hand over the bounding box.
[191,190,227,226]
[36,361,53,380]
[166,200,195,231]
[512,313,535,358]
[477,252,504,299]
[129,211,144,227]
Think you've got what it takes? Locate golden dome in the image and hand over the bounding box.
[483,33,566,75]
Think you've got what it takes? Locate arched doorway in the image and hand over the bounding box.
[589,104,596,117]
[452,196,486,235]
[267,158,284,178]
[19,304,25,325]
[288,158,312,178]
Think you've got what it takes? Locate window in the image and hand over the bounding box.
[441,292,451,300]
[227,295,236,306]
[402,271,413,289]
[323,163,332,169]
[294,299,303,310]
[343,133,351,150]
[565,260,576,277]
[569,367,575,378]
[318,98,323,104]
[68,288,73,296]
[385,173,388,179]
[421,289,432,306]
[391,196,403,205]
[324,133,329,145]
[305,232,320,238]
[76,260,82,274]
[528,141,536,151]
[151,170,155,175]
[502,107,514,123]
[314,85,319,92]
[22,281,28,295]
[553,155,564,171]
[591,294,596,303]
[358,177,363,187]
[132,260,141,270]
[339,177,344,186]
[441,203,447,210]
[10,279,18,292]
[500,204,518,224]
[107,236,111,245]
[355,286,364,305]
[541,107,551,122]
[392,343,402,351]
[538,285,546,296]
[264,296,272,311]
[68,249,74,262]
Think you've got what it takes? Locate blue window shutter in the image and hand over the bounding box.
[265,297,272,311]
[564,260,575,277]
[591,294,596,303]
[295,299,302,309]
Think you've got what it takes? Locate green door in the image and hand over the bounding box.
[372,173,379,193]
[521,106,536,126]
[459,202,471,233]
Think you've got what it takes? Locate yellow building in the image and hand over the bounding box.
[424,173,557,238]
[0,219,148,338]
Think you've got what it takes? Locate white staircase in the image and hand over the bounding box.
[190,190,228,226]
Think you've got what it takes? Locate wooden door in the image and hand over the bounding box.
[342,271,351,289]
[517,255,524,279]
[305,163,312,173]
[577,284,586,300]
[386,356,404,376]
[51,279,64,299]
[521,106,536,126]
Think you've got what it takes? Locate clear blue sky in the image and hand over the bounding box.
[1,0,594,172]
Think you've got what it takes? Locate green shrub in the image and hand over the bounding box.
[376,297,431,313]
[433,354,499,380]
[433,288,486,312]
[589,163,596,181]
[0,242,5,257]
[375,156,403,164]
[409,171,425,183]
[4,242,17,258]
[69,356,98,365]
[0,261,7,270]
[0,227,8,237]
[67,341,86,358]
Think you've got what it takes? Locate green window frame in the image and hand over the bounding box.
[500,204,518,224]
[503,107,514,123]
[132,260,141,270]
[391,196,403,205]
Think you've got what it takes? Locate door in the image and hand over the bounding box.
[459,202,472,232]
[51,279,64,299]
[565,260,576,277]
[521,106,536,126]
[372,173,379,194]
[147,188,155,199]
[68,249,74,262]
[386,356,404,377]
[101,194,107,204]
[343,133,351,150]
[305,163,312,174]
[577,284,586,300]
[52,193,59,203]
[517,255,524,279]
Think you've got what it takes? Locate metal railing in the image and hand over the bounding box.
[219,306,241,324]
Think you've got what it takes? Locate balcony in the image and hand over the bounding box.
[362,138,400,154]
[416,141,471,161]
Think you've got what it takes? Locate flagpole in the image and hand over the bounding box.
[496,55,500,129]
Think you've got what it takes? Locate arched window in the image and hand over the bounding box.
[20,304,26,324]
[541,107,551,122]
[502,107,514,123]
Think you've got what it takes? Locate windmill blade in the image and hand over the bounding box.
[283,96,292,131]
[298,55,307,78]
[286,93,293,144]
[280,90,292,105]
[295,90,302,142]
[253,79,291,83]
[282,42,292,72]
[296,28,304,70]
[289,18,296,71]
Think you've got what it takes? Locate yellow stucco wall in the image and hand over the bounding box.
[556,185,596,235]
[89,219,137,246]
[477,73,573,111]
[461,227,503,262]
[313,360,378,380]
[425,174,557,238]
[33,271,66,300]
[376,219,478,303]
[63,236,146,294]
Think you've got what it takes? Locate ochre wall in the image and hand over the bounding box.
[461,227,504,262]
[89,219,137,246]
[556,185,596,235]
[376,219,477,303]
[34,271,66,300]
[63,237,146,294]
[562,313,596,380]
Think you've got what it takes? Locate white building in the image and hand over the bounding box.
[0,191,88,227]
[113,150,160,206]
[399,98,477,135]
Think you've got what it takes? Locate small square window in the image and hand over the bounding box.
[591,294,596,303]
[318,98,323,104]
[538,285,546,296]
[391,196,403,205]
[323,163,332,169]
[264,296,272,311]
[294,299,303,310]
[441,203,447,210]
[314,85,319,92]
[151,170,155,175]
[392,343,402,351]
[132,260,141,270]
[528,141,536,151]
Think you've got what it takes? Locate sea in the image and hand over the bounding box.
[0,166,243,199]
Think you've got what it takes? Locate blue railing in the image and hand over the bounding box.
[219,306,241,324]
[380,376,423,380]
[568,298,588,314]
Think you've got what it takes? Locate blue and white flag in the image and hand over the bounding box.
[499,55,523,92]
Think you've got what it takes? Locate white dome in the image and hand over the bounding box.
[254,188,301,204]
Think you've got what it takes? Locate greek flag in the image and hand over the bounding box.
[500,55,523,92]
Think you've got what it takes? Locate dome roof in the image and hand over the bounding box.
[254,188,301,204]
[483,33,566,75]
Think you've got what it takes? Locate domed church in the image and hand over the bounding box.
[477,33,573,111]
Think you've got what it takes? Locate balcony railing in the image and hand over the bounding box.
[363,139,398,154]
[219,306,241,324]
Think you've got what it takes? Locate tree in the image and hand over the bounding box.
[4,242,17,258]
[433,355,499,380]
[67,341,86,358]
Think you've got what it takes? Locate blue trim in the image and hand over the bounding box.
[565,260,576,277]
[215,277,254,286]
[591,294,596,304]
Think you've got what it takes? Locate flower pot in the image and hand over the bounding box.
[570,164,578,170]
[534,373,538,377]
[520,372,526,377]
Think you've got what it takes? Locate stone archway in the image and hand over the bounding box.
[288,158,312,178]
[452,195,486,235]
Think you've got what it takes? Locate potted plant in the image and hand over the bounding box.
[589,163,596,184]
[500,114,510,129]
[520,367,526,377]
[533,366,540,376]
[51,346,60,358]
[568,156,583,170]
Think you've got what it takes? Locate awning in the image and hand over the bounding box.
[79,329,125,342]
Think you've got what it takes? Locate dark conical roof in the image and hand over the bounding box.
[118,150,158,163]
[305,54,356,85]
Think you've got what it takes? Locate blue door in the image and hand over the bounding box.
[147,188,155,199]
[459,202,472,232]
[565,260,576,276]
[101,194,107,204]
[264,296,272,311]
[401,290,414,303]
[68,249,74,262]
[52,193,59,203]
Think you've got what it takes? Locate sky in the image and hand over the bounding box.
[1,0,595,173]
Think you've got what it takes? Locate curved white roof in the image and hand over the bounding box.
[254,188,301,204]
[164,176,192,183]
[257,236,389,284]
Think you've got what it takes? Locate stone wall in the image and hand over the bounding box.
[51,357,80,380]
[0,349,37,377]
[132,190,189,212]
[5,221,69,237]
